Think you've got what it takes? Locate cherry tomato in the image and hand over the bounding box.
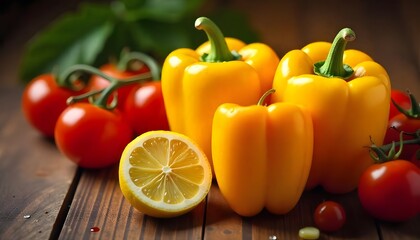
[123,81,169,135]
[54,103,133,168]
[88,63,150,110]
[389,89,411,120]
[384,90,420,165]
[313,201,346,232]
[384,115,420,167]
[22,74,86,138]
[358,160,420,222]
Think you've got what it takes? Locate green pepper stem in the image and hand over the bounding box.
[257,89,276,106]
[314,28,355,79]
[195,17,240,62]
[118,50,162,80]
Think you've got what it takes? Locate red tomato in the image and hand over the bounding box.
[54,103,133,168]
[384,115,420,167]
[124,81,169,135]
[358,160,420,222]
[22,74,86,138]
[389,89,411,120]
[88,63,150,110]
[313,201,346,232]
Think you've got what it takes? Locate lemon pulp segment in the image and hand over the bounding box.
[119,131,212,218]
[128,137,205,204]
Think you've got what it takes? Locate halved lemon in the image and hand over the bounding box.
[119,130,212,218]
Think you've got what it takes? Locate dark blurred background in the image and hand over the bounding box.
[1,0,420,93]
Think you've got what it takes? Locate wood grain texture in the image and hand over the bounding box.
[59,165,205,240]
[0,0,420,239]
[229,0,420,96]
[205,184,380,240]
[0,86,78,240]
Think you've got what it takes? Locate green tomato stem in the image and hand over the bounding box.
[56,65,95,90]
[195,17,241,62]
[61,64,152,110]
[58,64,120,89]
[118,50,162,80]
[94,73,151,109]
[67,89,104,105]
[314,28,355,79]
[370,130,420,163]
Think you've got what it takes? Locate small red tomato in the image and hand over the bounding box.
[384,90,420,165]
[54,103,133,168]
[389,89,411,120]
[358,160,420,222]
[88,63,150,109]
[22,74,86,138]
[313,201,346,232]
[384,115,420,166]
[124,81,169,135]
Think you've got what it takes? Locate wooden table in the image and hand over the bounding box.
[1,0,420,239]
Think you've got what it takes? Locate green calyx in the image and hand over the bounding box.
[392,90,420,119]
[314,28,355,79]
[195,17,241,62]
[60,64,152,110]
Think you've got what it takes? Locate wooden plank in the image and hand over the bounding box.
[59,165,205,240]
[205,185,379,239]
[0,85,78,240]
[379,218,420,240]
[204,185,243,240]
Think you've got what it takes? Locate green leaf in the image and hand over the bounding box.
[19,3,114,82]
[129,20,194,58]
[93,21,135,66]
[119,0,146,9]
[19,0,260,84]
[123,0,206,22]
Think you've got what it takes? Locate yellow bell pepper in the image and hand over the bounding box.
[272,28,391,194]
[161,17,279,168]
[212,89,313,216]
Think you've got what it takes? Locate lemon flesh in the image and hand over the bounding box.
[119,131,212,218]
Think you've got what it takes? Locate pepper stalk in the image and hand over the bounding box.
[314,28,355,79]
[195,17,241,62]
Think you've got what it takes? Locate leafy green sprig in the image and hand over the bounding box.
[19,0,259,83]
